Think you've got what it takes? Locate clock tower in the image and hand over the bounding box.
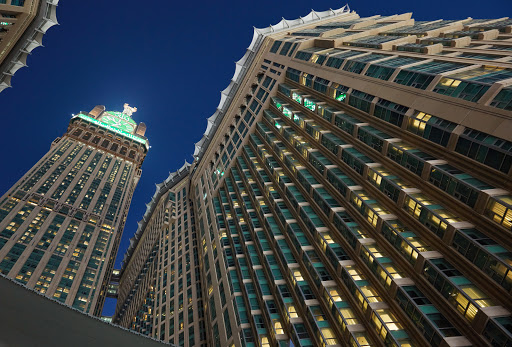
[0,104,148,316]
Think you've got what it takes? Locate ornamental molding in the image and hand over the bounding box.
[192,4,351,160]
[121,161,191,270]
[0,0,59,92]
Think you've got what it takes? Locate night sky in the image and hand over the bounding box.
[0,0,508,316]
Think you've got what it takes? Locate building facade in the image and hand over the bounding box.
[0,104,148,315]
[115,164,206,346]
[115,7,512,347]
[0,0,58,92]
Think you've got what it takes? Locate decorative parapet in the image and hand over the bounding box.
[192,5,351,162]
[0,0,59,92]
[121,161,191,270]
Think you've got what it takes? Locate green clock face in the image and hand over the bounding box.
[100,115,135,133]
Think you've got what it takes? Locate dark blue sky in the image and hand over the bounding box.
[0,0,508,316]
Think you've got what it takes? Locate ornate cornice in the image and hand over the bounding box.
[121,161,191,270]
[0,0,59,92]
[192,5,350,161]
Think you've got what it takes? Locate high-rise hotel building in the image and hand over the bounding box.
[114,6,512,347]
[0,104,148,315]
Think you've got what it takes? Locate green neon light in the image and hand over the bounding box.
[292,92,302,104]
[282,107,292,118]
[104,111,136,125]
[304,98,316,111]
[275,121,282,129]
[336,93,347,102]
[76,114,147,145]
[101,115,135,133]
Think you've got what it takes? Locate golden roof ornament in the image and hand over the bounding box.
[123,103,137,117]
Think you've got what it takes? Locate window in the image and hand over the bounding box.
[365,57,420,81]
[407,111,456,146]
[394,61,464,90]
[325,50,364,69]
[279,42,293,56]
[295,47,324,61]
[321,132,345,155]
[472,19,512,32]
[345,35,403,48]
[277,84,292,97]
[343,54,388,74]
[403,194,458,238]
[374,99,407,127]
[358,125,392,152]
[423,258,494,322]
[223,310,232,339]
[485,195,512,230]
[288,43,299,57]
[0,243,27,275]
[396,285,461,345]
[455,127,512,174]
[270,40,282,53]
[430,164,490,207]
[381,220,431,265]
[262,76,273,88]
[313,77,329,94]
[385,20,459,36]
[452,228,512,291]
[34,255,63,293]
[342,148,373,175]
[434,78,490,102]
[367,167,407,203]
[327,168,356,197]
[444,66,512,84]
[348,90,374,113]
[365,64,396,80]
[459,53,505,60]
[370,308,406,343]
[483,316,512,347]
[286,67,301,83]
[394,70,435,89]
[387,142,433,176]
[300,73,314,87]
[330,83,349,102]
[334,113,358,135]
[490,87,512,111]
[396,43,430,53]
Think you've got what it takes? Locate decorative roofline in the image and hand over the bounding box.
[0,0,59,92]
[121,161,191,269]
[192,4,351,162]
[72,112,149,148]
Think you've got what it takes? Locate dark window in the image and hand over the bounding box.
[455,127,512,174]
[270,40,282,53]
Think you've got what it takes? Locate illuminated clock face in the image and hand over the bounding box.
[100,115,135,133]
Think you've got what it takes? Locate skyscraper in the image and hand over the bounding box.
[114,7,512,347]
[115,163,207,345]
[0,104,148,316]
[0,0,59,92]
